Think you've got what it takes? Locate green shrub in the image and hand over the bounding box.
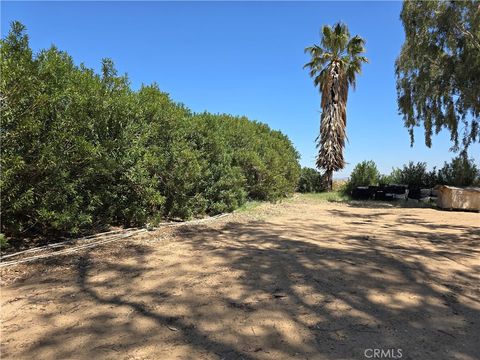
[345,160,380,193]
[0,22,300,238]
[297,167,325,193]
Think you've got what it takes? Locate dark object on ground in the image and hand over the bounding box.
[407,187,435,201]
[377,185,408,201]
[351,187,373,200]
[407,187,422,200]
[351,185,408,201]
[385,185,409,195]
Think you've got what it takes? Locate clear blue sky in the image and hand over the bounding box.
[2,1,478,177]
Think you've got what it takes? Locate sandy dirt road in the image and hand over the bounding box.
[1,196,479,360]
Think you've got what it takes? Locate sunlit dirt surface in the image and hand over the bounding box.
[1,197,479,360]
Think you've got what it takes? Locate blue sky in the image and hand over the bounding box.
[2,1,478,177]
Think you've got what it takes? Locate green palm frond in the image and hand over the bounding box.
[304,22,367,88]
[347,35,366,56]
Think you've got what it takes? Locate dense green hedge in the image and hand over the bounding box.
[297,167,325,193]
[0,22,300,237]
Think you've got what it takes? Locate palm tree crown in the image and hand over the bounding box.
[304,22,367,189]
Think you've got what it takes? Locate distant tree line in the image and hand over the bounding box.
[0,22,300,238]
[345,155,480,192]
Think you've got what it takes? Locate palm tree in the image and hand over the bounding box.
[304,22,368,190]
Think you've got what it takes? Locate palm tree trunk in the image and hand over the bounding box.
[316,61,346,180]
[325,169,333,191]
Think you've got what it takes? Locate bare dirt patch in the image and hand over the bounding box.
[1,196,479,360]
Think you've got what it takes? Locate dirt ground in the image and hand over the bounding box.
[1,196,479,360]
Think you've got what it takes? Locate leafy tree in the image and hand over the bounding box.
[424,167,439,189]
[378,174,393,186]
[396,0,480,150]
[304,22,368,190]
[345,160,380,193]
[389,162,437,189]
[437,154,479,187]
[387,156,479,188]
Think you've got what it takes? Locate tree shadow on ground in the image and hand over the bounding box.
[177,220,479,360]
[6,209,480,360]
